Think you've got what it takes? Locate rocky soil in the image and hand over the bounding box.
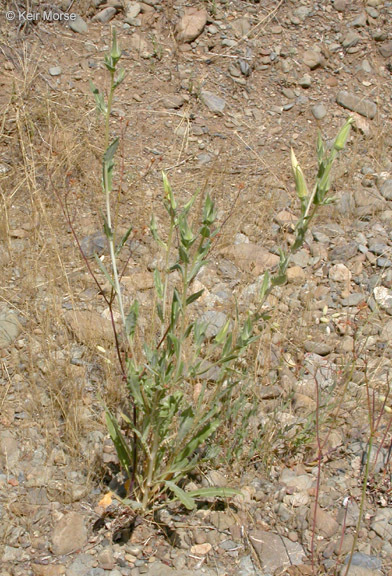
[1,0,392,575]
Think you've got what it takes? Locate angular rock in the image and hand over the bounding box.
[220,243,279,276]
[333,0,347,11]
[200,310,228,339]
[310,505,339,538]
[63,310,114,345]
[232,18,251,38]
[303,49,322,69]
[125,1,141,19]
[379,179,392,200]
[329,263,352,282]
[80,231,108,258]
[51,512,87,555]
[248,530,305,572]
[176,8,207,43]
[162,95,185,109]
[32,564,65,576]
[201,90,226,115]
[336,91,377,119]
[0,310,22,348]
[69,15,88,34]
[379,41,392,58]
[0,433,19,468]
[92,7,117,23]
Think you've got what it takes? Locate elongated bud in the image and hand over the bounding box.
[333,116,354,151]
[291,148,308,199]
[111,30,122,63]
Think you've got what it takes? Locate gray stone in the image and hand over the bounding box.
[336,91,377,119]
[200,310,228,339]
[333,0,347,11]
[0,310,22,348]
[372,29,387,41]
[176,7,207,43]
[232,18,251,38]
[311,103,327,120]
[360,59,372,73]
[92,7,117,23]
[370,509,392,539]
[303,49,322,69]
[329,242,358,261]
[0,433,19,468]
[49,66,61,76]
[248,530,305,572]
[51,512,87,555]
[294,6,311,21]
[220,243,279,276]
[343,552,383,574]
[380,179,392,200]
[162,95,185,109]
[201,90,226,115]
[125,1,141,19]
[80,231,107,258]
[379,41,392,58]
[342,31,361,49]
[69,15,88,34]
[238,555,261,576]
[304,340,335,355]
[125,17,141,26]
[299,73,312,88]
[352,13,367,26]
[341,293,366,306]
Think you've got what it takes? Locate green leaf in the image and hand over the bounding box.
[104,138,119,165]
[114,67,125,89]
[150,215,166,249]
[103,217,113,241]
[94,253,115,289]
[167,333,180,357]
[214,318,231,345]
[186,487,241,499]
[259,270,270,300]
[115,225,132,256]
[165,481,196,510]
[154,269,164,299]
[126,300,139,338]
[186,289,204,306]
[105,409,133,477]
[89,80,107,114]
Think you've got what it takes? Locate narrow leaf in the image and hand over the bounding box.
[165,481,196,510]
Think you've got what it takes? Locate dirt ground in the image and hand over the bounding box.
[1,0,392,575]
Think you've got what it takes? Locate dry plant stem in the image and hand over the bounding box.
[344,371,377,576]
[311,372,322,573]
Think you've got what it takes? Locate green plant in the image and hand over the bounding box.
[88,32,354,512]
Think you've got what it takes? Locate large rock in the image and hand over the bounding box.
[51,512,87,555]
[220,243,279,276]
[379,41,392,58]
[303,49,323,69]
[69,15,88,34]
[63,310,114,345]
[248,530,305,572]
[201,90,226,115]
[336,91,377,119]
[176,8,207,43]
[0,310,22,348]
